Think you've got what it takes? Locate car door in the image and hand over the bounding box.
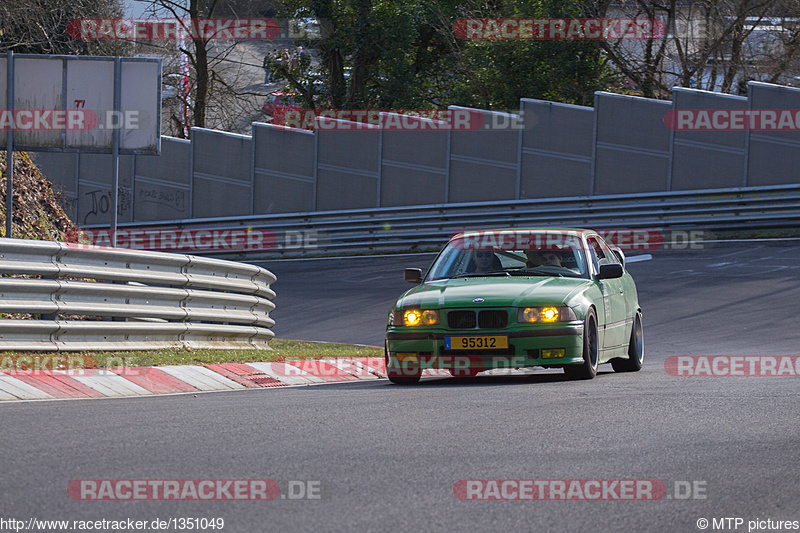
[598,235,637,329]
[587,236,626,349]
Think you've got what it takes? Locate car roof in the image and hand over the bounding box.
[450,228,597,240]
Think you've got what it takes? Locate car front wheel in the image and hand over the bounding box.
[387,370,421,385]
[564,309,598,380]
[386,352,422,385]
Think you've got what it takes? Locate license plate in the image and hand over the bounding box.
[446,336,508,350]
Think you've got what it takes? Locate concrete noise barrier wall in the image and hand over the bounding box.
[32,82,800,226]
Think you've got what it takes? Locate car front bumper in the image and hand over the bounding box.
[385,322,585,373]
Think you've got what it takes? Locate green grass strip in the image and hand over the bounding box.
[0,339,383,371]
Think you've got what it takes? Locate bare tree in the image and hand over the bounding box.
[137,0,272,136]
[578,0,800,97]
[138,0,216,133]
[0,0,129,55]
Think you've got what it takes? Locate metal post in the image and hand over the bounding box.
[111,57,121,246]
[376,126,383,207]
[250,126,256,216]
[666,91,677,192]
[515,100,524,200]
[743,82,753,188]
[589,92,599,197]
[444,112,452,203]
[312,127,318,211]
[5,50,14,239]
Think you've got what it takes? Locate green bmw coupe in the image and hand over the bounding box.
[385,228,644,384]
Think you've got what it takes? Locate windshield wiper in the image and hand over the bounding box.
[520,268,587,279]
[506,269,559,277]
[450,271,511,279]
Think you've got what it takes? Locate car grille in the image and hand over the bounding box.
[479,310,508,329]
[448,310,476,329]
[447,310,508,329]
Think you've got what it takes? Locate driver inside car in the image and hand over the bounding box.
[525,250,563,268]
[468,250,502,273]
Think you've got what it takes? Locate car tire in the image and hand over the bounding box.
[385,352,422,385]
[611,310,644,372]
[448,368,482,378]
[387,372,421,385]
[564,308,598,380]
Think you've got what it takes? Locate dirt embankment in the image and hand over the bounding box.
[0,152,77,240]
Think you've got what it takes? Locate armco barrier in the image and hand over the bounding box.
[85,184,800,257]
[0,239,276,351]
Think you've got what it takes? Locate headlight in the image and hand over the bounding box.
[517,306,577,323]
[395,309,439,326]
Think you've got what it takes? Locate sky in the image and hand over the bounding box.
[120,0,159,18]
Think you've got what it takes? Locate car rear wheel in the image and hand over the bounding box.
[564,309,598,380]
[611,311,644,372]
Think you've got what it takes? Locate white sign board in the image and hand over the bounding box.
[0,55,160,154]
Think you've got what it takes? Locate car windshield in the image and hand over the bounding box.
[426,231,590,281]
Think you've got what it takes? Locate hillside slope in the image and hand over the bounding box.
[0,152,77,240]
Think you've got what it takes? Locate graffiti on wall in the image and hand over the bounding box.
[81,188,131,225]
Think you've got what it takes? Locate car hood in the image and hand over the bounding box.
[396,276,592,309]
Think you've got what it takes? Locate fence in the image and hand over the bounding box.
[0,238,276,351]
[32,82,800,226]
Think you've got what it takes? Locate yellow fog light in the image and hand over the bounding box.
[403,309,438,326]
[542,349,565,359]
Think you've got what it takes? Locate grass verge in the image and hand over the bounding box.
[0,339,383,370]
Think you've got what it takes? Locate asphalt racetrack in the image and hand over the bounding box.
[1,241,799,532]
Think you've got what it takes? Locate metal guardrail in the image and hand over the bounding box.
[88,184,800,257]
[0,239,276,351]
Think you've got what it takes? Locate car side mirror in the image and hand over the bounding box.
[404,268,423,284]
[597,263,624,280]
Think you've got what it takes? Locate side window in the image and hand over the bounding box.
[595,237,621,266]
[586,237,606,272]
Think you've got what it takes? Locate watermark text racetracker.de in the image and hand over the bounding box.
[68,479,323,501]
[451,228,711,252]
[453,479,707,501]
[275,108,526,131]
[0,110,140,132]
[665,356,800,377]
[664,109,800,131]
[0,355,92,373]
[695,517,800,531]
[67,18,280,41]
[69,228,322,253]
[453,18,666,40]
